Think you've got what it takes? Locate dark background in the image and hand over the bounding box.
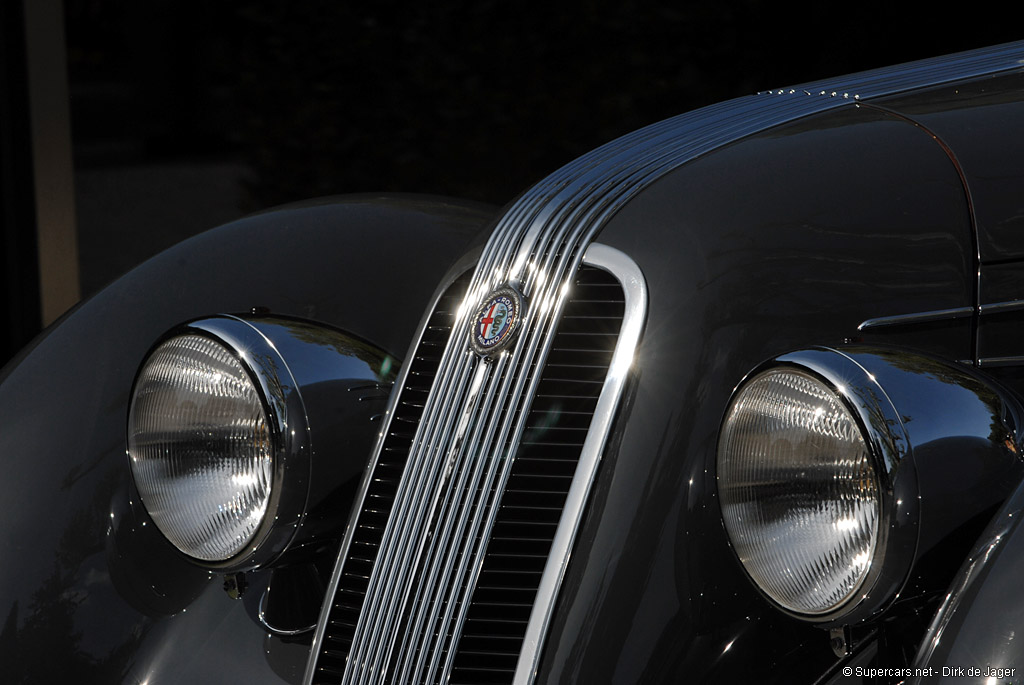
[2,1,1018,365]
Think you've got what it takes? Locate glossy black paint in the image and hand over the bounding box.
[534,103,997,682]
[910,466,1024,682]
[872,71,1024,264]
[0,195,494,682]
[4,54,1024,685]
[977,262,1024,370]
[224,316,399,562]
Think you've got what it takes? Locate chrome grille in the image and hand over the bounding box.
[305,241,644,685]
[319,192,634,685]
[311,274,472,680]
[450,265,625,685]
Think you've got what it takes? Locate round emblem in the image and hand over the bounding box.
[470,285,524,357]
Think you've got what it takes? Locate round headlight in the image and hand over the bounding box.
[717,367,881,616]
[128,333,276,562]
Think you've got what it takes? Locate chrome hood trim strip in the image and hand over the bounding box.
[513,243,647,684]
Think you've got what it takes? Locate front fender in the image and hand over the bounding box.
[910,473,1024,682]
[536,102,979,683]
[0,195,494,682]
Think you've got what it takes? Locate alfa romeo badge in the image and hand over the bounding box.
[470,285,524,357]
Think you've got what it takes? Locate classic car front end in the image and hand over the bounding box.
[3,42,1024,684]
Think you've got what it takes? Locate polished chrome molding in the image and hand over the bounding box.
[731,345,1024,628]
[259,586,317,636]
[976,301,1024,368]
[748,348,919,625]
[484,43,1024,332]
[857,306,974,331]
[513,243,648,685]
[857,296,1024,331]
[301,269,471,685]
[979,300,1024,315]
[977,356,1024,368]
[164,316,309,571]
[339,209,610,684]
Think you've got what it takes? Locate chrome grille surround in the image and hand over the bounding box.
[449,261,630,683]
[306,241,644,685]
[305,42,1024,685]
[330,231,645,685]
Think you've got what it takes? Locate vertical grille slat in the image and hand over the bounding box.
[306,225,647,685]
[450,266,623,685]
[308,261,632,685]
[309,274,471,683]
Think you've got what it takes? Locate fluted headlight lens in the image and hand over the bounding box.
[718,368,880,616]
[128,334,274,562]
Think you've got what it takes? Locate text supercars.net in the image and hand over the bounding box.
[843,666,1016,679]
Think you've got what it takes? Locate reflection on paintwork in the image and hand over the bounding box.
[912,500,1024,681]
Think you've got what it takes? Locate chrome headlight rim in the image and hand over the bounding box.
[717,347,920,625]
[126,315,312,572]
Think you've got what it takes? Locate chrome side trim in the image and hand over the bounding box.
[857,307,974,330]
[259,586,317,636]
[977,356,1024,368]
[513,243,648,685]
[979,300,1024,315]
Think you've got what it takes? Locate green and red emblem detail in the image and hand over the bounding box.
[470,285,524,357]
